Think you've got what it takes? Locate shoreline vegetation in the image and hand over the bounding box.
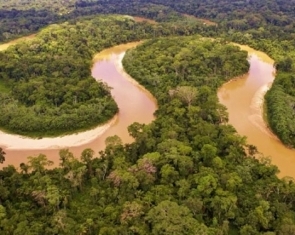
[231,45,281,141]
[0,27,287,158]
[0,17,124,138]
[0,13,293,176]
[228,39,295,149]
[0,18,291,162]
[0,16,151,138]
[1,0,293,148]
[0,1,295,232]
[0,40,156,150]
[0,14,218,138]
[237,37,295,148]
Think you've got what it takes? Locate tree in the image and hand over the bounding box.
[46,185,61,212]
[210,189,237,223]
[0,147,5,164]
[196,172,218,197]
[81,148,94,177]
[172,86,198,107]
[201,144,217,166]
[146,200,208,235]
[0,205,6,220]
[59,149,75,172]
[27,154,53,173]
[64,165,86,191]
[120,201,143,225]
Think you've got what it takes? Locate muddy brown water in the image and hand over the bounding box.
[1,40,295,179]
[218,45,295,179]
[1,42,157,168]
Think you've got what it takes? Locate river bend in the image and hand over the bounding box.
[0,40,294,178]
[218,46,295,178]
[0,42,157,168]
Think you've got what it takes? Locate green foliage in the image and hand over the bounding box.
[123,36,249,104]
[0,0,76,13]
[224,28,295,148]
[0,16,125,136]
[265,74,295,147]
[1,30,293,234]
[146,200,207,234]
[0,0,295,234]
[0,147,5,164]
[0,15,211,137]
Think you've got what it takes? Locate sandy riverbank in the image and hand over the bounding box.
[0,115,118,150]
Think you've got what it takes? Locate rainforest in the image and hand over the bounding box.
[0,0,295,234]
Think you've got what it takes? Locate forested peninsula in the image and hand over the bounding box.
[71,0,295,148]
[0,16,126,136]
[1,0,295,234]
[0,14,217,137]
[2,0,295,145]
[2,35,294,235]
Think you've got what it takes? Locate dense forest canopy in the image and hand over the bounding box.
[123,37,249,99]
[0,14,217,137]
[1,0,295,234]
[2,36,295,234]
[0,0,76,13]
[2,0,295,41]
[0,16,132,136]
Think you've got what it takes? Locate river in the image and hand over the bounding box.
[1,38,295,178]
[218,45,295,179]
[0,42,157,168]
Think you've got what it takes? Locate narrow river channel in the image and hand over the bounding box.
[218,46,295,179]
[1,42,157,168]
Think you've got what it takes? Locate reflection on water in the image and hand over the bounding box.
[1,42,157,168]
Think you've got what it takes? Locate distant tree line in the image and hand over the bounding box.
[0,0,294,233]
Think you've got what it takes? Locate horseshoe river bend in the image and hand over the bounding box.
[0,39,294,179]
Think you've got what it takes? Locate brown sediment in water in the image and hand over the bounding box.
[218,44,295,179]
[0,41,157,169]
[1,36,294,179]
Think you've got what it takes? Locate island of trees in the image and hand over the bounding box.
[0,0,295,234]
